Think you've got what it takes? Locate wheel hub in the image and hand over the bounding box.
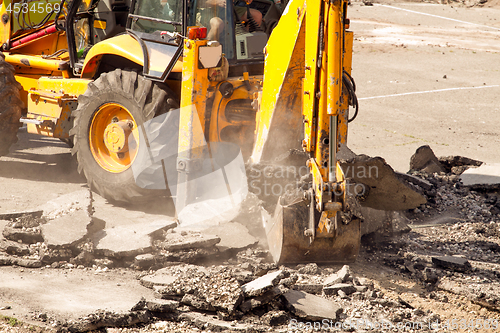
[89,103,138,173]
[103,121,132,153]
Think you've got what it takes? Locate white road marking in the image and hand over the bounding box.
[376,4,500,32]
[359,85,500,101]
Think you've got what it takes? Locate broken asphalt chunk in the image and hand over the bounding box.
[36,189,93,220]
[439,155,483,174]
[133,253,156,270]
[459,163,500,190]
[41,210,103,248]
[180,312,256,332]
[360,208,411,236]
[340,154,426,210]
[0,239,29,256]
[323,265,351,286]
[283,290,343,321]
[91,193,176,257]
[144,265,243,314]
[157,232,220,251]
[146,299,179,313]
[203,222,258,253]
[140,265,206,290]
[60,310,151,332]
[92,220,175,258]
[0,211,43,221]
[292,284,323,295]
[437,277,500,312]
[239,285,287,312]
[396,172,433,190]
[410,145,445,174]
[241,269,284,297]
[2,226,43,244]
[323,283,357,296]
[432,256,471,272]
[261,310,289,326]
[0,253,42,268]
[181,294,216,312]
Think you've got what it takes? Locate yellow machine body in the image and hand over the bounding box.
[1,0,361,264]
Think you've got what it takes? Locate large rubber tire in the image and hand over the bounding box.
[70,68,179,203]
[0,52,23,157]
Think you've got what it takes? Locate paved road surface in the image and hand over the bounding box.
[348,1,500,171]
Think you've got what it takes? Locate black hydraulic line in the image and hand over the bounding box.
[343,69,356,92]
[342,71,358,123]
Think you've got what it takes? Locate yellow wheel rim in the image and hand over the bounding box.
[89,103,139,173]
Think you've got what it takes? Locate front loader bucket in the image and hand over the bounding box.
[264,197,361,264]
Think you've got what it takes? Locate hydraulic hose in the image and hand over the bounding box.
[343,71,359,123]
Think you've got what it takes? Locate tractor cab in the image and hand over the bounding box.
[66,0,281,77]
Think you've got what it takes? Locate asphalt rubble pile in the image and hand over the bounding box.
[0,190,262,271]
[59,263,444,332]
[1,145,500,332]
[366,145,500,315]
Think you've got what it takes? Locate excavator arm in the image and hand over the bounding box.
[251,0,362,263]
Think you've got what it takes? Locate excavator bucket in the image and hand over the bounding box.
[264,194,361,264]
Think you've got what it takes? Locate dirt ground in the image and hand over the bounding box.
[1,0,500,332]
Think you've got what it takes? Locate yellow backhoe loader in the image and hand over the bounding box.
[0,0,418,263]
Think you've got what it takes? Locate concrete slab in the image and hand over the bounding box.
[202,222,258,252]
[460,163,500,186]
[283,290,343,321]
[40,210,101,248]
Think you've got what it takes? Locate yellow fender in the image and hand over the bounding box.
[81,34,144,78]
[81,34,182,79]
